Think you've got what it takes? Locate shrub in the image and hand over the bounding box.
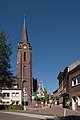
[0,105,23,110]
[0,105,5,110]
[8,105,23,110]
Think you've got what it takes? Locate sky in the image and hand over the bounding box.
[0,0,80,94]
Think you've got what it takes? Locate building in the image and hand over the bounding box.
[57,60,80,111]
[1,17,34,105]
[2,89,22,105]
[16,17,32,104]
[1,77,22,105]
[53,89,59,98]
[53,89,59,105]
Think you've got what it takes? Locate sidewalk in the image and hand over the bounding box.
[3,105,80,117]
[26,105,80,116]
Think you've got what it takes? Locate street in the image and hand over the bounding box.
[0,112,41,120]
[0,110,80,120]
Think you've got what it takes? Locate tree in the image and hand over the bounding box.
[0,91,4,103]
[0,28,13,88]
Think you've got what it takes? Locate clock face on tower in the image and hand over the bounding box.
[23,45,26,49]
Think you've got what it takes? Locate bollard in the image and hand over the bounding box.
[64,108,67,117]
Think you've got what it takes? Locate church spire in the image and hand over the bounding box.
[20,15,28,43]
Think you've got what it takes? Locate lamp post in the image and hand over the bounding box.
[23,87,27,110]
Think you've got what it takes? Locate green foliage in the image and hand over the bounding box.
[33,92,36,98]
[35,101,41,104]
[0,92,3,97]
[0,105,9,110]
[34,88,49,103]
[0,105,5,110]
[0,28,13,88]
[43,88,49,100]
[8,105,23,110]
[0,105,23,110]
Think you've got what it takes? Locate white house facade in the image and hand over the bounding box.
[1,89,22,105]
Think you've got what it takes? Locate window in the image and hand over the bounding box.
[12,92,19,97]
[72,79,76,86]
[24,52,26,61]
[13,84,19,89]
[14,85,17,88]
[23,81,27,89]
[12,93,16,97]
[23,66,27,76]
[72,77,80,86]
[3,93,10,99]
[77,77,80,84]
[16,93,19,97]
[16,101,19,105]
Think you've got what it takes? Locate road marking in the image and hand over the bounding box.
[0,111,57,119]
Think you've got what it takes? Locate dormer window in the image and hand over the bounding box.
[13,84,19,89]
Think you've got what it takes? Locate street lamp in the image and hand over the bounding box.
[23,87,27,110]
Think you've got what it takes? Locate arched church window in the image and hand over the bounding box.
[23,81,27,89]
[24,52,26,61]
[23,66,27,77]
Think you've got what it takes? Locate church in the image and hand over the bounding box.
[16,16,32,103]
[1,17,37,106]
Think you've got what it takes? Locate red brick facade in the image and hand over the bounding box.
[16,17,32,103]
[57,60,80,110]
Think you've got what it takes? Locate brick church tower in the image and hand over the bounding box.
[17,17,32,103]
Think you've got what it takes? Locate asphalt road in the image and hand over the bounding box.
[0,112,41,120]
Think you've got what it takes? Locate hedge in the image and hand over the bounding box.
[0,105,23,110]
